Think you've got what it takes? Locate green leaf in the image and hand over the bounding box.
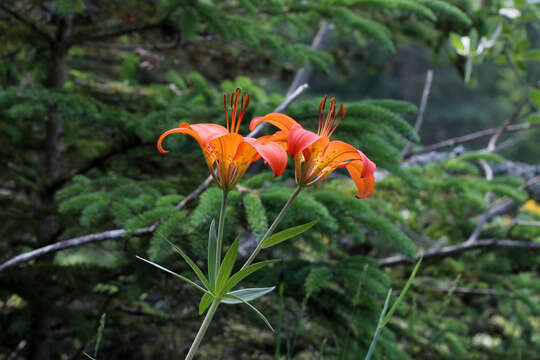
[215,236,240,295]
[94,313,106,360]
[222,287,276,304]
[136,256,211,295]
[159,234,211,290]
[208,219,217,290]
[223,294,274,332]
[223,260,279,294]
[450,33,465,53]
[526,114,540,123]
[261,220,318,249]
[530,88,540,109]
[522,49,540,62]
[199,293,214,315]
[381,257,422,327]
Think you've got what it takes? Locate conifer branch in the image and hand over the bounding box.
[378,239,540,267]
[0,84,309,272]
[0,18,324,271]
[68,22,171,44]
[47,139,145,193]
[0,3,54,43]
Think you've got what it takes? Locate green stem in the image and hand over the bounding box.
[216,190,228,280]
[185,299,220,360]
[185,190,228,359]
[242,185,302,269]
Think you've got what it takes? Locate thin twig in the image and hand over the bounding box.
[287,21,332,96]
[378,239,540,267]
[69,22,166,44]
[402,69,433,157]
[466,198,516,244]
[0,227,152,271]
[0,3,54,43]
[427,286,499,296]
[494,132,528,152]
[406,123,540,157]
[467,99,527,244]
[521,175,540,189]
[512,220,540,227]
[487,98,528,151]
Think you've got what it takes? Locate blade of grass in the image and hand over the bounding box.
[364,288,392,360]
[380,257,422,327]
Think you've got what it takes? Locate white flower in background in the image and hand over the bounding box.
[499,8,521,19]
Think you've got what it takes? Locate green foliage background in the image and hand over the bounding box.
[1,0,539,359]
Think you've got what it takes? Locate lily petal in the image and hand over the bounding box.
[315,140,362,171]
[208,133,244,167]
[346,160,375,199]
[358,151,376,177]
[157,122,227,153]
[243,137,288,177]
[250,113,297,133]
[287,124,324,158]
[256,130,288,151]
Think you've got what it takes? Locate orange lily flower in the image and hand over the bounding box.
[157,88,287,190]
[250,96,376,199]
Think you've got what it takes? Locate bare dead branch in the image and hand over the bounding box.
[69,22,166,44]
[466,198,517,244]
[287,21,332,96]
[378,239,540,267]
[487,98,528,151]
[494,132,529,152]
[402,69,433,157]
[522,175,540,189]
[428,286,499,296]
[513,220,540,227]
[407,122,540,157]
[0,227,153,271]
[0,3,54,43]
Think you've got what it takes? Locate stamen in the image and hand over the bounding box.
[318,95,328,135]
[322,98,336,137]
[236,93,250,133]
[231,88,241,133]
[329,105,346,137]
[223,94,229,132]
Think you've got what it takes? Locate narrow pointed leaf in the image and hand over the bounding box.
[136,256,211,295]
[365,288,392,360]
[224,294,274,332]
[223,260,279,294]
[158,234,210,290]
[380,257,422,327]
[208,219,217,290]
[215,236,240,295]
[222,287,276,304]
[199,293,214,315]
[261,220,318,249]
